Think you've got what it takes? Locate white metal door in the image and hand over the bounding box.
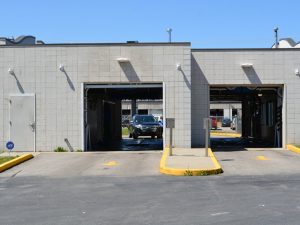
[10,94,35,152]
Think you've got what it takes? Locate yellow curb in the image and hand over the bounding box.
[287,145,300,154]
[210,132,241,138]
[159,148,223,176]
[0,154,34,173]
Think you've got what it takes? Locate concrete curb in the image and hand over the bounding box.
[159,148,223,176]
[0,154,34,173]
[287,145,300,154]
[210,132,241,138]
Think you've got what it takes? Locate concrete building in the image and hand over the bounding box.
[121,100,163,117]
[0,37,191,151]
[0,36,299,151]
[210,102,241,120]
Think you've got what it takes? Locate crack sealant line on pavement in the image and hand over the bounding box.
[159,147,223,176]
[287,145,300,154]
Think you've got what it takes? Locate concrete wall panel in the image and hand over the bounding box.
[0,44,191,151]
[192,49,300,146]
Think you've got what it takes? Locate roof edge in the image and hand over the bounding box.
[192,48,300,51]
[0,42,191,48]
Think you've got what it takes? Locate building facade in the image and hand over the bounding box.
[0,36,299,151]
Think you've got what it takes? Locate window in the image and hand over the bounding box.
[232,109,237,117]
[122,109,131,115]
[138,109,148,115]
[210,109,224,117]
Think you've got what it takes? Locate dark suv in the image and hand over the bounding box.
[128,115,163,139]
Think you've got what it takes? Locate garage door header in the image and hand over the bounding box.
[85,83,163,89]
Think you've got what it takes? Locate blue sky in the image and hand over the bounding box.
[1,0,300,48]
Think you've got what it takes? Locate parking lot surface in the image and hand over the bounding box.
[0,151,162,178]
[1,149,300,225]
[213,148,300,176]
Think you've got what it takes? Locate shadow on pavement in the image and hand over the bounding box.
[90,137,163,151]
[211,137,274,152]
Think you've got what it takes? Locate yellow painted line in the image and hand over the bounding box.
[0,154,34,173]
[287,145,300,154]
[159,148,223,176]
[255,155,270,161]
[210,132,241,138]
[103,161,118,166]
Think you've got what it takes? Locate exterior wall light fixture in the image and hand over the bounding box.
[295,68,300,77]
[59,64,65,72]
[8,68,15,75]
[117,58,130,63]
[241,63,253,68]
[176,63,182,71]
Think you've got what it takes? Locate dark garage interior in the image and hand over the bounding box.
[210,85,283,149]
[84,83,163,151]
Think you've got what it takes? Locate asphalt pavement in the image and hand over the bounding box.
[0,151,162,177]
[1,150,300,225]
[213,149,300,176]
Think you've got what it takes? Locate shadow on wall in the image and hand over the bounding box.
[11,74,25,93]
[119,62,141,82]
[242,67,262,84]
[63,71,75,91]
[191,55,210,147]
[180,70,191,90]
[191,55,209,85]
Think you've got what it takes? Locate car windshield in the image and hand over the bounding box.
[135,116,155,123]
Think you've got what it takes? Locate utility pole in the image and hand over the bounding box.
[274,27,279,48]
[166,28,172,43]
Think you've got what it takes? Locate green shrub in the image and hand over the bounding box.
[0,156,18,165]
[184,170,193,176]
[54,147,68,152]
[122,127,129,136]
[195,171,211,176]
[184,169,223,176]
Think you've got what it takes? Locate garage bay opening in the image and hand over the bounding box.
[84,83,163,151]
[210,85,283,149]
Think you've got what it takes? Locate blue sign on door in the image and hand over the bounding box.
[6,141,14,150]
